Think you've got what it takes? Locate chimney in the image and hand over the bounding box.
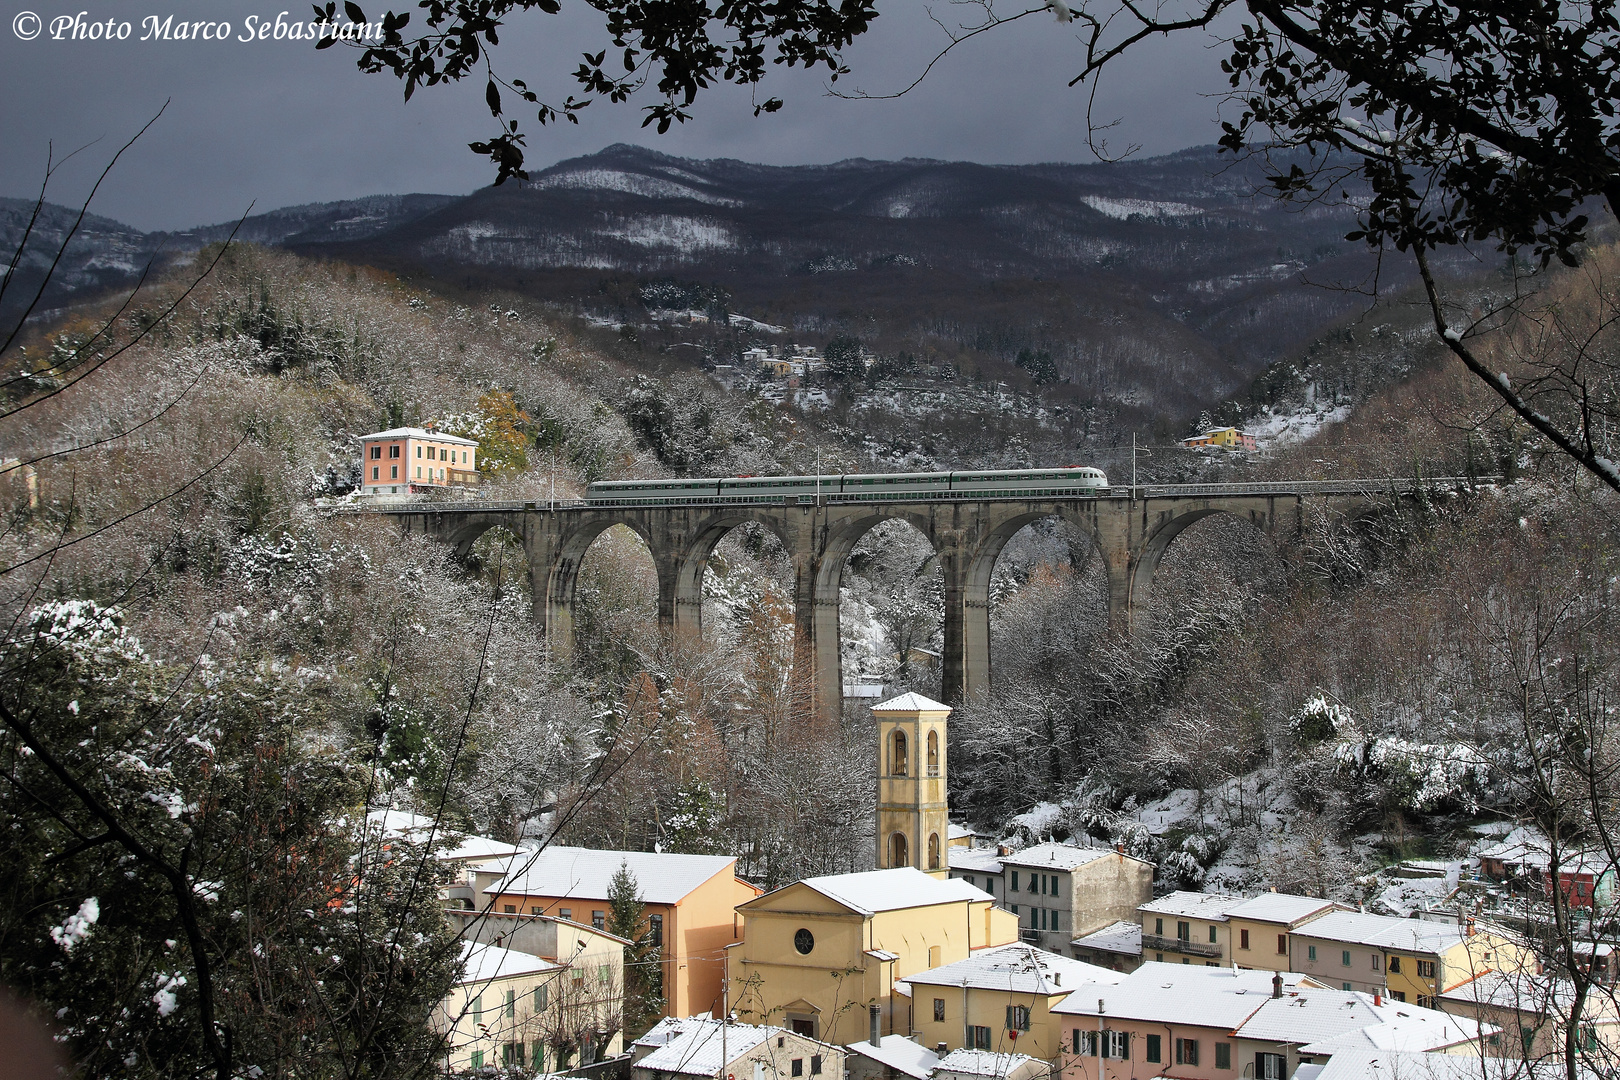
[1272,973,1284,999]
[1374,992,1382,1006]
[869,1004,881,1046]
[1115,842,1124,854]
[1466,917,1476,937]
[936,1043,947,1056]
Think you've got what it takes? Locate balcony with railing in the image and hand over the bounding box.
[1141,933,1222,958]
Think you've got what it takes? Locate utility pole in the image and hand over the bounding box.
[1130,434,1136,490]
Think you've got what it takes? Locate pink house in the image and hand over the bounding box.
[359,426,479,496]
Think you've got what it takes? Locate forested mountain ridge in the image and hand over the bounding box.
[4,144,1398,436]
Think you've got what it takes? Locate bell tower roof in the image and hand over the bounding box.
[871,691,952,714]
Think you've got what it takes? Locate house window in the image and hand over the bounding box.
[1155,918,1164,936]
[1175,1038,1199,1066]
[1177,921,1191,941]
[1209,926,1218,944]
[1416,959,1436,979]
[1342,950,1353,967]
[559,908,571,920]
[1343,983,1354,992]
[1240,929,1250,950]
[889,833,909,868]
[370,446,381,459]
[440,448,448,461]
[1277,934,1288,954]
[934,999,946,1023]
[533,1045,546,1071]
[390,465,398,479]
[505,990,515,1017]
[372,467,379,480]
[970,1027,992,1050]
[531,906,541,916]
[792,1060,804,1077]
[963,875,974,889]
[471,994,482,1022]
[985,878,995,896]
[928,832,941,871]
[416,446,422,457]
[415,466,421,478]
[1145,1035,1161,1063]
[1215,1042,1231,1070]
[1256,1052,1287,1079]
[927,729,940,775]
[534,985,548,1011]
[1308,945,1317,961]
[1391,990,1406,1003]
[1011,905,1019,917]
[1103,1032,1129,1060]
[503,1042,522,1066]
[1013,871,1021,892]
[891,730,908,776]
[1389,955,1401,973]
[1007,1006,1031,1031]
[812,1056,823,1075]
[1372,954,1381,971]
[592,910,605,929]
[1075,1030,1093,1056]
[504,905,516,914]
[470,1051,484,1069]
[650,913,663,946]
[389,445,400,458]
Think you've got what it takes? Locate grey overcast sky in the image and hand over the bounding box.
[0,0,1235,232]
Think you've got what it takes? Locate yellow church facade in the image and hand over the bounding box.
[730,868,1020,1047]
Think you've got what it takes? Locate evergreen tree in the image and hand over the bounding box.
[606,861,665,1040]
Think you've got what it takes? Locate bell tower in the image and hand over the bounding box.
[872,692,952,878]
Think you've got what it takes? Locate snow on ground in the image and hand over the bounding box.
[1081,195,1202,219]
[728,313,787,333]
[602,215,737,251]
[1010,802,1065,838]
[1248,401,1354,448]
[534,167,743,206]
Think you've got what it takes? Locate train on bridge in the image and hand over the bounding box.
[585,466,1110,506]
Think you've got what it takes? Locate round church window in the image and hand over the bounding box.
[794,928,815,955]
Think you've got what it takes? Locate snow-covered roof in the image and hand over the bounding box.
[1051,962,1313,1025]
[1225,892,1343,926]
[785,868,990,916]
[481,846,737,905]
[1296,1004,1492,1056]
[1071,920,1142,956]
[456,940,560,986]
[1478,835,1617,876]
[1000,842,1133,872]
[358,426,480,446]
[1304,1048,1582,1080]
[933,1050,1038,1078]
[871,692,952,714]
[1237,989,1486,1052]
[902,942,1123,996]
[846,1037,938,1080]
[1290,911,1473,954]
[948,848,1004,874]
[632,1017,775,1075]
[1437,970,1591,1013]
[947,824,976,840]
[1138,891,1248,920]
[367,809,523,864]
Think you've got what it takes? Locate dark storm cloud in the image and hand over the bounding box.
[0,0,1234,231]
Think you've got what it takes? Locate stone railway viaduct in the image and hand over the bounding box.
[367,479,1473,715]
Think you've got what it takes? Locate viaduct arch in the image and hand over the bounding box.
[373,479,1474,717]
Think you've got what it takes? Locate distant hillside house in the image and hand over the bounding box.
[359,426,479,495]
[1181,427,1259,451]
[630,1015,845,1080]
[950,842,1153,953]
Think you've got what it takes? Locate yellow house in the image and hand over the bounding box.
[437,940,625,1073]
[1180,427,1259,451]
[1222,891,1344,972]
[1291,912,1535,1005]
[1438,969,1620,1060]
[904,942,1124,1060]
[1138,891,1247,965]
[731,868,1019,1046]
